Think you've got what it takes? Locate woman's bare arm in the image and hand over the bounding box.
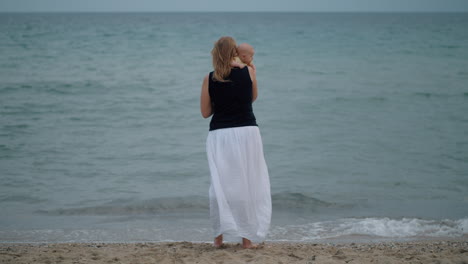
[248,66,258,102]
[200,74,212,118]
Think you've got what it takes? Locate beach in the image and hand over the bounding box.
[1,12,467,247]
[1,240,467,264]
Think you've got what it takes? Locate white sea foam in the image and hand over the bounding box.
[335,217,468,237]
[268,217,468,241]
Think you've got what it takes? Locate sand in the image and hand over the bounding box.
[1,240,467,264]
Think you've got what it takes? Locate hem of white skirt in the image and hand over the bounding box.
[213,229,268,243]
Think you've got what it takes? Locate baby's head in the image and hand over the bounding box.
[237,43,255,65]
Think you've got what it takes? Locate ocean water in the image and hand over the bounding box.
[0,12,467,243]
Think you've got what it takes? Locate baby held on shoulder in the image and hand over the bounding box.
[231,43,256,72]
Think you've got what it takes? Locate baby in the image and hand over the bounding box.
[231,43,256,72]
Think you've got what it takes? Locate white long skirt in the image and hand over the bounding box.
[206,126,271,242]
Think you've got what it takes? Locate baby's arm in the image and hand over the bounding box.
[231,57,247,68]
[231,60,246,69]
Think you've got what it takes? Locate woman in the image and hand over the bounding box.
[200,36,272,249]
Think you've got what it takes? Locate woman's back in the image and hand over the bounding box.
[208,67,257,131]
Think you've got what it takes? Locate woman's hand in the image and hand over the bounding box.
[248,63,256,74]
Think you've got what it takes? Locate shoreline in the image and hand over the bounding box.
[1,234,467,244]
[2,240,467,264]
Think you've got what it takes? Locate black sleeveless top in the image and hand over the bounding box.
[208,67,258,131]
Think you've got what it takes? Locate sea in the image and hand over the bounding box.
[1,12,467,243]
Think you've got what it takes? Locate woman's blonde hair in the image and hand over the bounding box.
[211,36,237,82]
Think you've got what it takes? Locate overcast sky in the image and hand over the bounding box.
[1,0,468,12]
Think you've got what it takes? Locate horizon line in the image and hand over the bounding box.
[1,10,468,14]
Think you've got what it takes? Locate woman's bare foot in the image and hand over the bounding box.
[214,234,223,248]
[242,238,260,249]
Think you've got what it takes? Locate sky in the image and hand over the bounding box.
[1,0,468,12]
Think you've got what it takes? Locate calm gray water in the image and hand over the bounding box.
[1,12,467,243]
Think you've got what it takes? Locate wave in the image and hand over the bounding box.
[0,81,100,96]
[271,192,335,209]
[412,92,468,99]
[35,192,336,216]
[331,92,468,104]
[269,217,468,241]
[0,194,47,204]
[35,196,209,216]
[333,96,388,102]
